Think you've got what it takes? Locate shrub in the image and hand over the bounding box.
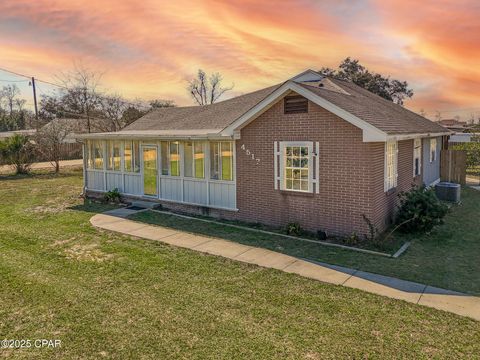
[362,214,379,243]
[285,222,302,236]
[396,185,448,233]
[316,230,327,241]
[344,232,359,246]
[104,188,121,203]
[0,134,34,174]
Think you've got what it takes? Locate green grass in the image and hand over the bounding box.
[131,188,480,295]
[0,170,479,358]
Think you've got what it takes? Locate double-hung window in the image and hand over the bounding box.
[413,138,422,177]
[280,142,312,192]
[385,141,398,192]
[430,138,437,163]
[210,142,233,181]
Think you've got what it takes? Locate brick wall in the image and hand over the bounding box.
[369,140,422,232]
[234,98,380,236]
[234,98,420,236]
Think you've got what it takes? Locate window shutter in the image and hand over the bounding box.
[273,141,280,189]
[314,142,319,193]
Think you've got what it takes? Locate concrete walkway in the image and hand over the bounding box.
[91,210,480,321]
[0,159,83,174]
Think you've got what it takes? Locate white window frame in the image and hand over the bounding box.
[384,141,398,192]
[413,138,422,177]
[209,141,234,181]
[430,138,437,163]
[279,141,314,193]
[183,141,206,179]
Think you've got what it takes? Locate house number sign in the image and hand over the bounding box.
[240,144,261,164]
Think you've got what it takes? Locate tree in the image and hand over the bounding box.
[56,63,103,133]
[149,99,176,109]
[319,58,414,105]
[0,134,34,174]
[99,94,127,132]
[1,84,21,114]
[187,69,233,105]
[34,119,75,173]
[121,106,147,127]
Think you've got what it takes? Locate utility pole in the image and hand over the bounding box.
[31,76,39,130]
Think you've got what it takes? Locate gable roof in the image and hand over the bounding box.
[78,70,449,142]
[122,85,280,133]
[297,78,448,135]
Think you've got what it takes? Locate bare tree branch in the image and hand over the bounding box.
[187,69,233,105]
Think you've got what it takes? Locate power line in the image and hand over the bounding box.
[0,66,151,110]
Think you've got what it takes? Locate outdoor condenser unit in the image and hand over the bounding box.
[435,182,461,203]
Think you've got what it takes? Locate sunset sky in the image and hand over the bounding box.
[1,0,479,120]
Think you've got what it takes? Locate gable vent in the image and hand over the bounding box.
[284,95,308,114]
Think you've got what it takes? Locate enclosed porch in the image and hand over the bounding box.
[82,138,236,210]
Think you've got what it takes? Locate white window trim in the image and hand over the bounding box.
[278,141,314,193]
[384,140,398,192]
[413,138,422,177]
[430,138,437,163]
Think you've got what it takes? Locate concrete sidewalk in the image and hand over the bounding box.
[0,159,83,173]
[91,211,480,321]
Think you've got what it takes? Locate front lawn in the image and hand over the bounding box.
[0,170,479,358]
[131,188,480,295]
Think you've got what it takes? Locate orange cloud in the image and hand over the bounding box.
[0,0,478,120]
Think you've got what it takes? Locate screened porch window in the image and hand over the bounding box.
[210,142,233,181]
[106,140,121,171]
[184,141,205,178]
[124,140,140,173]
[93,140,104,170]
[86,141,93,169]
[160,141,169,175]
[169,141,180,176]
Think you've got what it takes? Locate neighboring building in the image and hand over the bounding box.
[77,70,449,236]
[449,132,480,143]
[437,118,468,131]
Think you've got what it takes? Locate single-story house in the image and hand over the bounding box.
[77,70,450,236]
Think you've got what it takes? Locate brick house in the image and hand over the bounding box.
[78,70,449,236]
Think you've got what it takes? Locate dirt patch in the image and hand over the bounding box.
[64,244,114,262]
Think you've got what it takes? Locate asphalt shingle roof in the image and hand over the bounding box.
[298,78,447,135]
[123,85,280,133]
[121,77,447,136]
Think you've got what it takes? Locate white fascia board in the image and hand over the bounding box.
[386,132,452,141]
[222,81,388,142]
[75,132,232,141]
[290,69,323,82]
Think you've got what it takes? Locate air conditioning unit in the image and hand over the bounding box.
[435,182,461,203]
